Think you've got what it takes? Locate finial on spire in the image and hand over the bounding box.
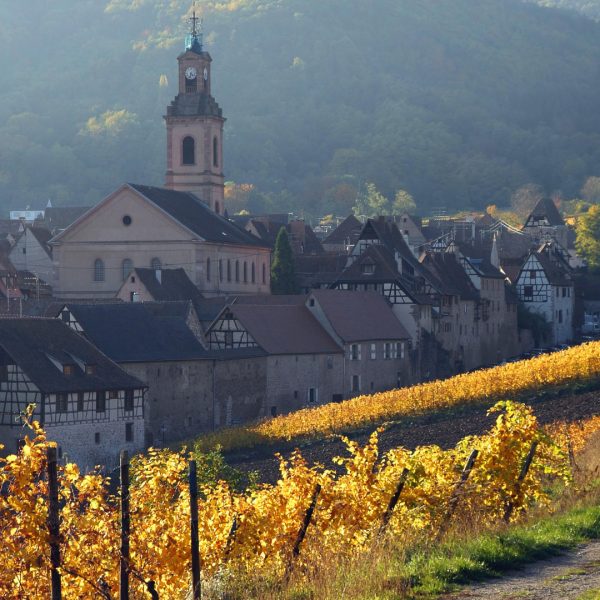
[185,1,204,53]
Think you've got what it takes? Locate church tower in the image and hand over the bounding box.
[164,11,225,214]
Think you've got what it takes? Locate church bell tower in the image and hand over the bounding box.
[164,11,225,214]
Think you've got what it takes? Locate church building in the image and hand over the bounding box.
[49,15,271,299]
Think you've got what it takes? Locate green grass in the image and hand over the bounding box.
[397,503,600,598]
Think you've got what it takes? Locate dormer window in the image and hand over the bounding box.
[63,364,75,376]
[362,263,375,275]
[85,364,96,376]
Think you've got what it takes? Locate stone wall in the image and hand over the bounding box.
[266,354,344,416]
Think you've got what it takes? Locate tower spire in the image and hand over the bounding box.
[185,2,203,53]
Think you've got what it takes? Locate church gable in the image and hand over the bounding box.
[50,185,200,245]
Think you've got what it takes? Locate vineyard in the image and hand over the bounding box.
[1,401,599,599]
[196,341,600,452]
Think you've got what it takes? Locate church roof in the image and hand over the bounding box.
[128,184,269,248]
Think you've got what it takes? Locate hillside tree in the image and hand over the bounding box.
[353,182,389,218]
[575,204,600,271]
[392,189,416,215]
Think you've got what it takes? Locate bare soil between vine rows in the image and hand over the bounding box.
[224,390,600,485]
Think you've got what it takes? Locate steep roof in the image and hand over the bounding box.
[310,289,409,342]
[534,252,572,287]
[133,268,204,304]
[322,215,362,246]
[0,318,144,394]
[28,227,53,257]
[128,184,269,248]
[454,242,506,279]
[229,304,342,355]
[40,206,91,233]
[59,303,207,363]
[421,253,479,301]
[338,244,401,283]
[524,197,565,228]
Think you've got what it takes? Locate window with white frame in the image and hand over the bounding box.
[350,343,361,360]
[397,341,405,359]
[370,343,376,360]
[384,343,391,360]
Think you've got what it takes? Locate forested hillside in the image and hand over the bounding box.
[2,0,600,217]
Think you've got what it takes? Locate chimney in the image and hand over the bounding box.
[155,269,162,284]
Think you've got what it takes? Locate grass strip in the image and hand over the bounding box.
[402,503,600,598]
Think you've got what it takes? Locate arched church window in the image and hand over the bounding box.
[206,257,211,282]
[122,259,134,281]
[251,262,256,284]
[182,137,195,165]
[235,261,240,282]
[94,259,105,282]
[213,137,219,168]
[151,258,162,271]
[243,262,248,283]
[227,259,231,282]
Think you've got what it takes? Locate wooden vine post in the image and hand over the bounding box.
[120,450,130,600]
[378,467,410,537]
[504,441,538,523]
[286,483,321,578]
[47,446,62,600]
[436,449,478,541]
[189,460,201,600]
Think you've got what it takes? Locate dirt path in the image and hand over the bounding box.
[445,540,600,599]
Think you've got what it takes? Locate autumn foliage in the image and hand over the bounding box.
[198,341,600,452]
[1,401,598,598]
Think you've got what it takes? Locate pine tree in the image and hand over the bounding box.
[271,227,298,294]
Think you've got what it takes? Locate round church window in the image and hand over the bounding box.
[122,215,132,226]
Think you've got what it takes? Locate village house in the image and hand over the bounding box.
[9,226,54,286]
[206,299,344,415]
[0,318,145,471]
[55,301,270,443]
[515,242,574,345]
[306,289,413,393]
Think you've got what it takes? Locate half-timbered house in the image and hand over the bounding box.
[206,301,344,415]
[0,318,145,470]
[55,301,269,441]
[516,242,574,344]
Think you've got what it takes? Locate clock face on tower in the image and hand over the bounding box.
[185,67,197,80]
[203,67,208,81]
